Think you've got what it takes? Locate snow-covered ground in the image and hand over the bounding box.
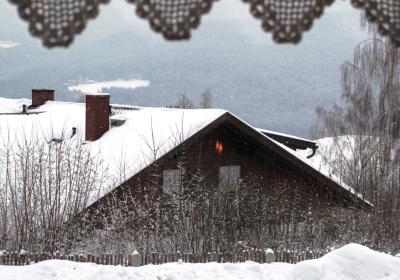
[0,244,399,280]
[68,79,150,95]
[0,40,20,49]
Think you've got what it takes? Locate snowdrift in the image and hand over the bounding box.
[1,244,399,280]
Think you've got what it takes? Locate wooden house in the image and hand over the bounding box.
[0,90,371,235]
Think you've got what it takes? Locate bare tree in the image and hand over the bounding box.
[312,38,400,251]
[0,127,104,252]
[173,94,194,109]
[199,89,213,109]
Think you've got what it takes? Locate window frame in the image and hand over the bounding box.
[162,168,186,196]
[218,165,241,190]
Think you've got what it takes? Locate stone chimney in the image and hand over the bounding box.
[85,94,110,141]
[31,89,54,107]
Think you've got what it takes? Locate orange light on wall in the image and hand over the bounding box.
[215,140,223,154]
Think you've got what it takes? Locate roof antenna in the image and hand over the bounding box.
[71,127,77,138]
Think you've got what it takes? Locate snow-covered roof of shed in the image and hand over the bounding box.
[265,135,371,206]
[227,115,371,208]
[257,128,317,144]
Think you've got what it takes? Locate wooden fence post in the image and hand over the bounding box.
[265,248,275,264]
[132,251,141,267]
[151,252,156,264]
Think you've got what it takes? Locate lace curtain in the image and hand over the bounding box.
[8,0,400,47]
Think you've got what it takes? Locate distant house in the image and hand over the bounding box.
[0,90,371,230]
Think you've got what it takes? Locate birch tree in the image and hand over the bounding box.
[312,38,400,250]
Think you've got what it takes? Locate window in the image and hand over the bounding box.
[162,168,185,196]
[219,165,241,189]
[215,139,223,154]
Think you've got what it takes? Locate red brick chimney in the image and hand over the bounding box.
[85,94,110,141]
[31,89,55,107]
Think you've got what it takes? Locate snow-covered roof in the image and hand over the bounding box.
[0,98,225,203]
[0,98,369,208]
[0,97,31,113]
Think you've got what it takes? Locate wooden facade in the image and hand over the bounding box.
[78,112,370,228]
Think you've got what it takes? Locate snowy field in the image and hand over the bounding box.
[68,79,150,95]
[1,244,399,280]
[0,40,19,49]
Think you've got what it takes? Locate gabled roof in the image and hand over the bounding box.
[0,98,371,209]
[171,112,371,209]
